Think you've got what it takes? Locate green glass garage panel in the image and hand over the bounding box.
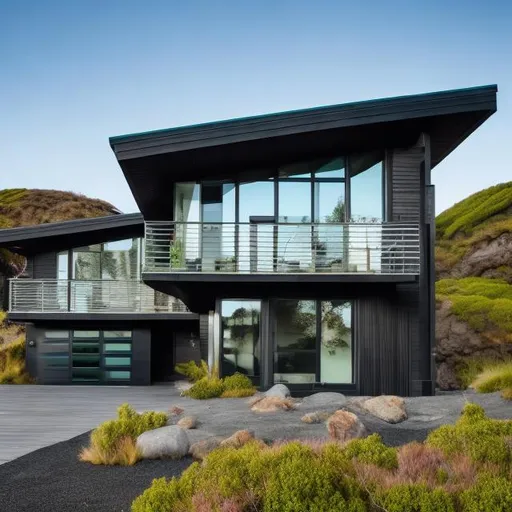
[40,354,69,367]
[104,343,131,353]
[104,331,132,339]
[105,370,131,380]
[105,356,131,366]
[44,330,69,339]
[72,342,100,354]
[72,368,101,383]
[72,330,100,339]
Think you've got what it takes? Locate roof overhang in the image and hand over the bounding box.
[110,85,497,218]
[0,213,143,255]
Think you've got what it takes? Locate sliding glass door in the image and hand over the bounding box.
[273,299,352,385]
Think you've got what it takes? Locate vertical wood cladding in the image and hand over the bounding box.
[391,147,424,222]
[356,287,419,396]
[199,314,209,360]
[33,252,57,279]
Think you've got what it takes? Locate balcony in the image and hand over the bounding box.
[8,279,189,314]
[144,221,420,275]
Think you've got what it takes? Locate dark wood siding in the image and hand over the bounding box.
[391,147,423,222]
[355,289,419,396]
[32,252,57,279]
[199,314,209,360]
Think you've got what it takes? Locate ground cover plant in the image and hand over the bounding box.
[79,403,168,466]
[132,403,512,512]
[175,361,256,399]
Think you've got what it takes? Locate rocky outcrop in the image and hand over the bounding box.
[444,232,512,280]
[435,301,512,390]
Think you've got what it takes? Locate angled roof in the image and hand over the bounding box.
[110,85,497,218]
[0,213,143,254]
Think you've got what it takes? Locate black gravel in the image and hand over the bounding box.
[0,431,193,512]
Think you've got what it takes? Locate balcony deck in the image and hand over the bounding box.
[8,279,191,318]
[144,221,421,276]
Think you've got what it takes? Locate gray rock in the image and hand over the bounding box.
[185,429,218,445]
[264,384,291,398]
[301,392,346,408]
[177,415,197,429]
[189,436,224,460]
[301,411,332,424]
[362,395,407,424]
[326,410,368,442]
[136,425,190,459]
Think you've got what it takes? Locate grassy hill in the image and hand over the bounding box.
[436,182,512,280]
[0,188,120,276]
[435,182,512,389]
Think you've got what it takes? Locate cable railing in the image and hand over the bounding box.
[8,279,189,313]
[144,221,420,275]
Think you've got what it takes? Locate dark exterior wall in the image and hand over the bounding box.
[32,252,57,279]
[390,147,424,222]
[354,288,419,396]
[132,328,151,385]
[199,314,209,360]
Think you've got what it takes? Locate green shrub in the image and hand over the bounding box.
[222,372,253,390]
[184,376,225,399]
[0,335,32,384]
[174,360,208,382]
[344,433,398,469]
[132,477,185,512]
[460,475,512,512]
[377,484,455,512]
[426,403,512,469]
[88,403,167,455]
[220,388,257,398]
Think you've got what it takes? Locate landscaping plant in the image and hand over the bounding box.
[0,329,32,384]
[470,360,512,400]
[79,403,167,466]
[132,403,512,511]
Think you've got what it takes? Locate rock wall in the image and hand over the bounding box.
[435,301,512,390]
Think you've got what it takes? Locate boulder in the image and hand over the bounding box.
[362,395,407,424]
[220,429,255,448]
[326,410,368,442]
[301,411,332,424]
[250,396,295,412]
[136,425,190,459]
[177,415,198,429]
[301,392,346,408]
[189,437,224,459]
[436,362,459,391]
[264,384,291,399]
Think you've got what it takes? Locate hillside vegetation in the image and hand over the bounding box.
[0,188,119,276]
[435,182,512,389]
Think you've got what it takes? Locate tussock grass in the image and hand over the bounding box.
[0,334,32,384]
[80,436,141,466]
[471,361,512,394]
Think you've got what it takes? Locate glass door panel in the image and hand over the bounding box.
[320,301,352,383]
[221,300,261,378]
[274,300,316,384]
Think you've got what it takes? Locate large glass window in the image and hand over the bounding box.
[350,154,383,223]
[274,299,352,385]
[221,300,261,378]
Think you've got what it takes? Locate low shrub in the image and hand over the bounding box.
[222,372,253,390]
[376,484,456,512]
[471,361,512,394]
[185,376,225,399]
[345,434,398,470]
[174,360,208,382]
[220,388,256,398]
[426,403,512,470]
[501,387,512,400]
[80,403,167,466]
[460,475,512,512]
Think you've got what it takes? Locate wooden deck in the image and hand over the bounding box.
[0,385,179,464]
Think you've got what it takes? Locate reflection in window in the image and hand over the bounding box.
[350,154,383,223]
[221,300,260,378]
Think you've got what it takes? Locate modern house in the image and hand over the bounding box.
[1,85,497,395]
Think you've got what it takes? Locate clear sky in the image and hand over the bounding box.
[1,0,510,215]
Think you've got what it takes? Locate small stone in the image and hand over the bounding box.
[301,411,332,424]
[136,425,190,459]
[326,410,368,442]
[362,395,408,424]
[189,437,223,459]
[264,384,291,399]
[168,406,184,416]
[220,430,255,448]
[177,415,197,429]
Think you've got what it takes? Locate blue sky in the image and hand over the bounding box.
[1,0,510,215]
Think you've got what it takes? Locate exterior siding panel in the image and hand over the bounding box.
[33,252,57,279]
